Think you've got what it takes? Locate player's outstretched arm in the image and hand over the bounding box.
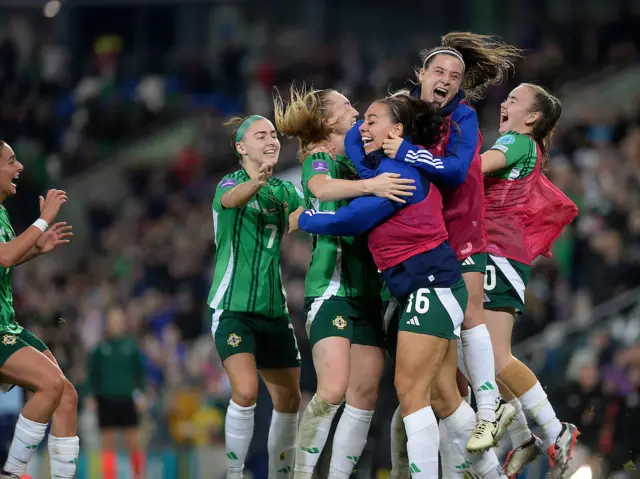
[0,189,67,268]
[221,164,272,209]
[294,194,400,237]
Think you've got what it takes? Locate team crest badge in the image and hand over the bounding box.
[2,334,16,345]
[332,316,347,330]
[227,333,242,347]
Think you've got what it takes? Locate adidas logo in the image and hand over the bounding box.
[477,381,495,392]
[483,293,490,303]
[277,466,292,473]
[300,447,320,454]
[462,257,475,266]
[347,455,360,464]
[249,200,261,210]
[406,316,420,326]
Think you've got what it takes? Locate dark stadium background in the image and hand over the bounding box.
[0,0,639,477]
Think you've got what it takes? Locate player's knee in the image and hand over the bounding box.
[316,381,347,405]
[39,372,66,405]
[57,379,78,415]
[316,367,349,405]
[345,377,381,410]
[273,388,301,413]
[232,384,259,408]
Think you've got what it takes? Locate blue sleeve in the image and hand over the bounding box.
[298,195,400,237]
[297,159,427,237]
[344,121,374,179]
[394,105,478,187]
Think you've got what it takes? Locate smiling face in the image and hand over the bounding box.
[0,142,23,201]
[326,91,359,135]
[235,118,281,166]
[499,85,539,135]
[359,102,403,154]
[418,53,464,107]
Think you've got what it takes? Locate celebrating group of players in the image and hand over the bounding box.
[0,30,580,479]
[209,32,580,479]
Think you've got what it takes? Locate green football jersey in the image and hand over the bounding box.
[0,206,20,334]
[487,131,538,180]
[207,169,304,318]
[301,152,381,299]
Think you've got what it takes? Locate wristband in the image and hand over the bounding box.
[32,219,49,233]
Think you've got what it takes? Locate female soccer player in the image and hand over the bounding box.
[208,115,306,478]
[481,83,579,478]
[0,141,78,479]
[274,86,416,479]
[380,33,523,457]
[86,307,147,479]
[290,93,502,479]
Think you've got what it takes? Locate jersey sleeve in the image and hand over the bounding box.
[301,152,335,190]
[393,105,477,187]
[298,194,401,237]
[489,133,533,168]
[297,159,422,237]
[213,175,240,212]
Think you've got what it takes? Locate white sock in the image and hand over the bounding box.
[225,400,256,478]
[268,410,298,477]
[294,394,341,476]
[48,435,80,478]
[403,406,439,478]
[517,383,562,448]
[329,404,374,478]
[507,398,533,448]
[442,401,504,479]
[3,414,48,476]
[439,419,469,477]
[390,406,410,479]
[461,325,497,422]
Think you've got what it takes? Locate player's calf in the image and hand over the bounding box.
[49,379,80,479]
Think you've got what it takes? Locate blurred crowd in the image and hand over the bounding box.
[0,3,640,477]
